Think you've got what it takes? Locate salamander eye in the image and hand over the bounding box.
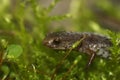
[52,38,61,45]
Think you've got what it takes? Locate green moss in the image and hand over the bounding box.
[0,0,120,80]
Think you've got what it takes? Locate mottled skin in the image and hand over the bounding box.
[43,31,112,66]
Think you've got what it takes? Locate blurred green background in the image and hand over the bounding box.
[0,0,120,80]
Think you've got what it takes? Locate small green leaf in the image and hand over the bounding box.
[6,44,23,59]
[1,65,10,74]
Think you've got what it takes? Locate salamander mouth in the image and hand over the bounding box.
[49,46,66,50]
[43,41,66,50]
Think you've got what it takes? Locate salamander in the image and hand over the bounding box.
[43,31,112,66]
